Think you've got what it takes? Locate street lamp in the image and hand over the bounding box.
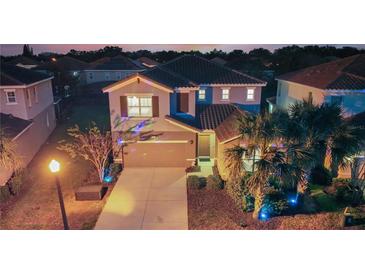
[49,159,69,230]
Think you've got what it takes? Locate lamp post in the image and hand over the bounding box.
[49,159,69,230]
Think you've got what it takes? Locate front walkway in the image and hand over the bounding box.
[95,168,188,230]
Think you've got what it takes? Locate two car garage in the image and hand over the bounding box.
[122,131,196,168]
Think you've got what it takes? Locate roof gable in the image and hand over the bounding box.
[1,64,52,86]
[277,54,365,90]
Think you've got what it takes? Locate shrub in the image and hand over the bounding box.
[299,195,318,214]
[187,176,205,190]
[309,166,332,186]
[185,165,200,173]
[206,175,224,190]
[0,185,11,203]
[8,169,28,195]
[263,190,289,216]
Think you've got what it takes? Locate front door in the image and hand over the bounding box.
[198,135,210,157]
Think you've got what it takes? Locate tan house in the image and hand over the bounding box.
[103,55,266,178]
[0,64,56,185]
[272,54,365,116]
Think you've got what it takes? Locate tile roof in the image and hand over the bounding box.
[169,104,238,131]
[1,64,51,86]
[277,54,365,90]
[214,109,244,143]
[160,55,266,86]
[35,56,90,71]
[210,57,227,66]
[141,66,196,89]
[89,55,144,70]
[0,113,32,139]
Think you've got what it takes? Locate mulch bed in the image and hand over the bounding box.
[187,188,362,230]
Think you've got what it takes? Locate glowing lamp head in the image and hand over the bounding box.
[49,159,60,173]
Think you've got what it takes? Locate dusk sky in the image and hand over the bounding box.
[1,44,364,56]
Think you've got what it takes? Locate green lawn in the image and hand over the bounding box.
[0,101,111,229]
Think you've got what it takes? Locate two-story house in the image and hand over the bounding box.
[84,55,145,85]
[272,54,365,116]
[0,64,56,185]
[103,55,266,177]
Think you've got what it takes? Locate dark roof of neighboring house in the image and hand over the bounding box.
[136,57,159,68]
[0,113,32,139]
[169,104,238,131]
[35,56,90,71]
[160,55,266,86]
[89,55,144,70]
[1,64,51,86]
[210,57,227,66]
[6,56,40,66]
[277,54,365,90]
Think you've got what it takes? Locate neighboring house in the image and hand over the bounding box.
[272,54,365,116]
[6,56,41,69]
[34,55,89,77]
[84,55,144,84]
[135,57,159,68]
[0,64,56,185]
[103,55,266,177]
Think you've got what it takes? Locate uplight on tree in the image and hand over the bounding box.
[49,159,60,173]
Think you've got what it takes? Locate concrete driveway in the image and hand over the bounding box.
[95,168,188,230]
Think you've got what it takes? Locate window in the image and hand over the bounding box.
[105,72,110,80]
[198,89,206,100]
[127,96,152,117]
[247,88,255,100]
[88,72,93,80]
[116,72,122,80]
[5,90,16,104]
[222,88,230,100]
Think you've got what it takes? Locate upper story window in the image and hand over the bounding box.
[127,96,152,117]
[105,72,110,81]
[88,72,93,80]
[5,90,17,104]
[247,88,255,101]
[222,88,230,100]
[198,89,206,100]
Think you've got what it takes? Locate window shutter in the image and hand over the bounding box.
[152,96,159,117]
[177,93,189,113]
[120,96,128,117]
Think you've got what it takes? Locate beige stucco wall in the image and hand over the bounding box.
[108,80,187,132]
[0,104,56,185]
[276,80,325,110]
[212,86,262,105]
[215,138,240,181]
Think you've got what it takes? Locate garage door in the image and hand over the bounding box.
[123,141,194,167]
